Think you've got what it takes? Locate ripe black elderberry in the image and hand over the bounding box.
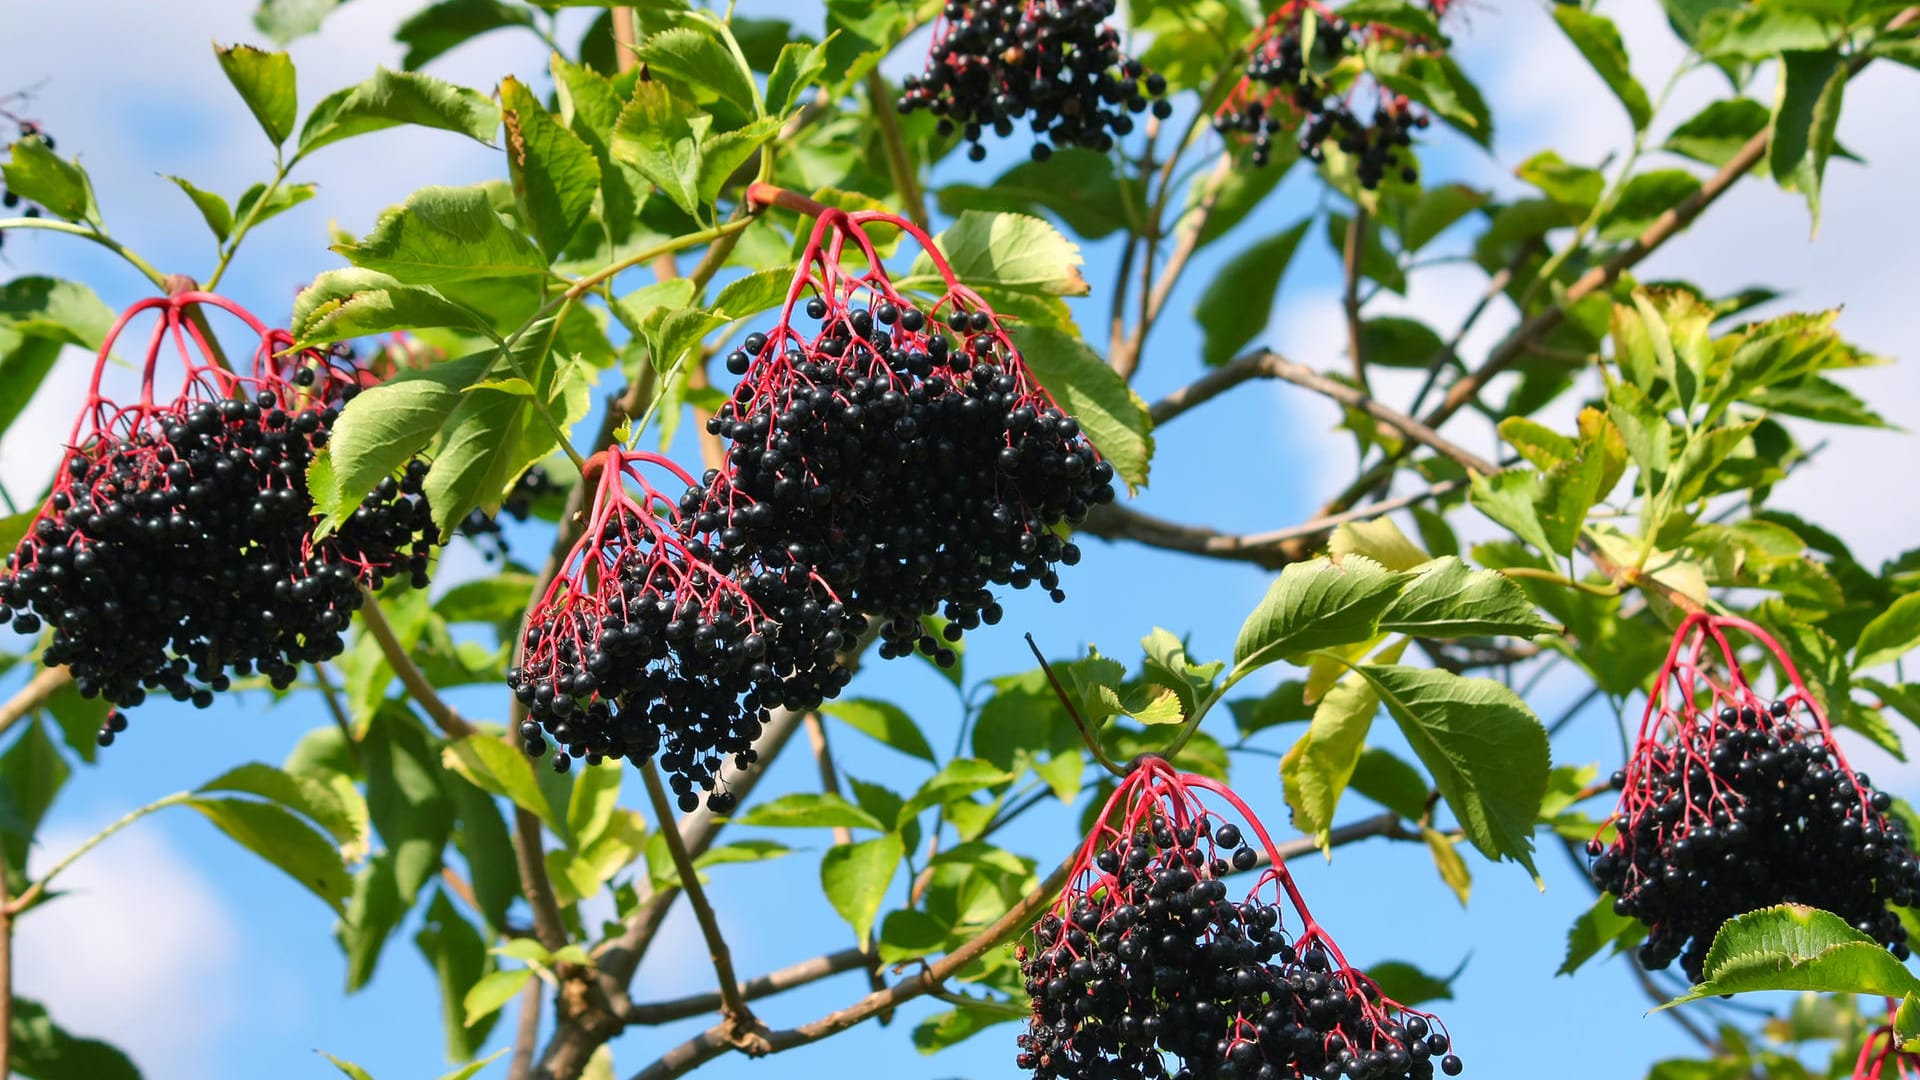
[696,203,1113,666]
[507,448,856,808]
[1019,757,1460,1080]
[457,464,558,561]
[0,115,53,250]
[1213,4,1442,187]
[0,292,439,712]
[1589,613,1920,983]
[899,0,1170,162]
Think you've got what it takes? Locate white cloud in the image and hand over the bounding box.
[14,821,243,1078]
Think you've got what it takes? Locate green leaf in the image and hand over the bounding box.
[907,211,1090,296]
[291,268,491,348]
[1282,670,1382,848]
[566,760,623,847]
[901,759,1017,824]
[164,175,234,243]
[821,833,905,943]
[1329,516,1431,572]
[1349,747,1429,819]
[255,0,346,44]
[635,25,759,116]
[7,998,142,1080]
[1552,7,1652,129]
[312,351,490,528]
[1233,556,1408,673]
[2,137,98,225]
[1335,0,1443,37]
[186,796,353,913]
[1141,628,1227,721]
[1665,905,1920,1005]
[439,1051,508,1080]
[912,998,1029,1053]
[611,81,706,217]
[1769,50,1846,229]
[1560,892,1648,975]
[1380,557,1558,638]
[442,734,567,837]
[696,116,784,207]
[1664,98,1770,168]
[198,762,360,848]
[215,42,298,146]
[1517,150,1604,212]
[1597,171,1702,242]
[299,68,501,155]
[1351,665,1551,872]
[1375,54,1492,147]
[767,40,830,116]
[1367,960,1458,1007]
[1013,324,1154,493]
[1606,380,1672,473]
[822,699,936,763]
[0,275,114,348]
[1468,469,1555,559]
[1856,592,1920,670]
[733,792,885,831]
[233,179,317,230]
[463,967,531,1028]
[320,1052,377,1080]
[1422,826,1472,905]
[1400,184,1489,253]
[335,184,545,284]
[0,720,68,881]
[423,346,588,537]
[500,76,602,262]
[1196,218,1311,367]
[446,774,518,931]
[712,266,792,321]
[415,888,498,1059]
[1357,317,1444,369]
[396,0,536,71]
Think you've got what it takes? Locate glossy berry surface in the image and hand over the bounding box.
[899,0,1169,162]
[0,294,438,714]
[508,448,857,809]
[1019,758,1459,1080]
[1589,613,1920,982]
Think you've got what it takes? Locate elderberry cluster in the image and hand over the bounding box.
[899,0,1171,162]
[508,453,860,809]
[1021,819,1460,1080]
[457,464,558,561]
[0,372,438,717]
[698,298,1113,668]
[1215,15,1430,186]
[1590,699,1920,983]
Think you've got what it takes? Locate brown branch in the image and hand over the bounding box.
[514,806,570,954]
[310,661,362,766]
[0,665,71,742]
[612,9,638,71]
[510,968,544,1080]
[1080,479,1464,568]
[620,947,875,1025]
[1,861,12,1074]
[626,812,1417,1080]
[1343,208,1370,393]
[639,761,765,1048]
[1429,8,1919,429]
[357,591,476,739]
[1117,153,1235,381]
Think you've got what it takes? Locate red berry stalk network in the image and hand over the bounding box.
[1589,612,1920,981]
[509,445,853,808]
[0,291,437,727]
[1019,756,1461,1080]
[696,184,1113,666]
[1856,1000,1920,1080]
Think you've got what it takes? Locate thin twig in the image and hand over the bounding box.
[0,665,71,742]
[357,589,476,739]
[510,966,544,1080]
[638,762,765,1047]
[620,947,875,1025]
[1080,479,1464,568]
[310,662,362,766]
[1343,208,1370,393]
[802,712,889,1002]
[514,806,569,954]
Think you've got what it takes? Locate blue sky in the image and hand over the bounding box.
[2,2,1918,1079]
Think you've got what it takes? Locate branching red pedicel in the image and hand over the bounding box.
[695,189,1114,666]
[1855,1000,1920,1080]
[898,0,1170,162]
[1214,0,1452,186]
[509,446,853,810]
[1020,757,1462,1080]
[0,292,437,738]
[1588,612,1920,982]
